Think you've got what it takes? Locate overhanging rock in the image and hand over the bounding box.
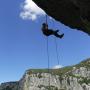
[33,0,90,35]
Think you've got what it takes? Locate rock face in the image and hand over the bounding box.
[0,58,90,90]
[0,82,19,90]
[33,0,90,35]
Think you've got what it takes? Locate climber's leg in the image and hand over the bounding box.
[54,32,64,38]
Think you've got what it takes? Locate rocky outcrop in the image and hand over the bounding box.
[0,82,19,90]
[0,58,90,90]
[33,0,90,35]
[19,64,90,90]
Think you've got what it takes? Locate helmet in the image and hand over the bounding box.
[42,23,48,27]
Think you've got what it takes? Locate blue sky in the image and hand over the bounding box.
[0,0,90,83]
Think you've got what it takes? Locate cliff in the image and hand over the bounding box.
[0,82,19,90]
[33,0,90,35]
[0,58,90,90]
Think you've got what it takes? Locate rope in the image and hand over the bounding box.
[52,18,60,66]
[54,37,60,65]
[46,37,50,89]
[45,15,60,90]
[46,37,50,72]
[46,14,48,24]
[44,15,50,89]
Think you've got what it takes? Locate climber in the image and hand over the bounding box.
[41,23,64,38]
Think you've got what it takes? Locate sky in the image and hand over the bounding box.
[0,0,90,84]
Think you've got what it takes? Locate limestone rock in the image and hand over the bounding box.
[0,58,90,90]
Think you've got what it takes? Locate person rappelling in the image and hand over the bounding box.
[41,23,64,38]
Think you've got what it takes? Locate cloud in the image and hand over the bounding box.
[53,65,63,69]
[20,0,45,21]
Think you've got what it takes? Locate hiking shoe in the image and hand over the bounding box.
[59,33,64,38]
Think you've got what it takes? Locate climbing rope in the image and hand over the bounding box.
[52,18,60,66]
[45,15,61,89]
[46,14,48,24]
[54,37,60,65]
[45,15,51,89]
[46,37,50,71]
[45,14,50,72]
[46,37,51,89]
[46,37,60,90]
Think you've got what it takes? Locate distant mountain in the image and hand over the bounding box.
[0,58,90,90]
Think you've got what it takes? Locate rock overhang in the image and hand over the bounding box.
[33,0,90,35]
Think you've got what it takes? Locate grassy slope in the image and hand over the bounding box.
[27,58,90,76]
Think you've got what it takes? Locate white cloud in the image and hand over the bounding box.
[20,0,45,21]
[53,65,63,69]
